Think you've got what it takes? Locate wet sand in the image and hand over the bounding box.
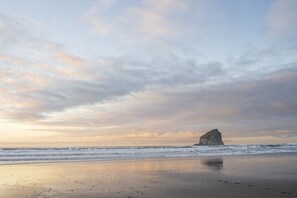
[0,153,296,198]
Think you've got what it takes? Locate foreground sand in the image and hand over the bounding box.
[0,153,296,198]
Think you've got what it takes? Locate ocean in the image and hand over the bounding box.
[1,143,297,165]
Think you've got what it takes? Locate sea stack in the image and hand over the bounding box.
[198,129,224,145]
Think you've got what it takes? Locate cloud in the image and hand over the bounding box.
[84,6,111,35]
[228,45,297,80]
[40,65,297,140]
[273,130,297,138]
[266,0,297,39]
[1,52,225,122]
[99,0,117,8]
[128,0,189,37]
[0,53,29,66]
[123,6,172,37]
[0,20,6,30]
[0,12,225,123]
[84,0,189,40]
[55,51,85,67]
[198,62,223,76]
[0,13,43,51]
[143,0,189,12]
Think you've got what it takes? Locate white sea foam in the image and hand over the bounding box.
[0,143,297,164]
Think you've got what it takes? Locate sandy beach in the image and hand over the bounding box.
[0,153,296,198]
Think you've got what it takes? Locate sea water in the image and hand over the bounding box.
[0,143,297,164]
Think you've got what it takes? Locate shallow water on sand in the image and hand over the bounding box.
[0,153,296,198]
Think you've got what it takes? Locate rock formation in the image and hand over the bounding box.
[197,129,224,145]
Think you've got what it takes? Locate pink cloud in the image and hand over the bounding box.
[266,0,297,38]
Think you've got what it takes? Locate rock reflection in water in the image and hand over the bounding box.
[201,158,224,170]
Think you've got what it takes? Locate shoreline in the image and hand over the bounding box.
[1,151,297,166]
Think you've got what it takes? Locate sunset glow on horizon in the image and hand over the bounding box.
[1,0,297,147]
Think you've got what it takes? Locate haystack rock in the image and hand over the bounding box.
[197,129,224,145]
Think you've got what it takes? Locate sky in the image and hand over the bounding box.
[0,0,297,147]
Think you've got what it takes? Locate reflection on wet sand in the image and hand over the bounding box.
[1,155,297,198]
[201,158,224,170]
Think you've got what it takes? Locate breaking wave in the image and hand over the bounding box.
[1,143,297,164]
